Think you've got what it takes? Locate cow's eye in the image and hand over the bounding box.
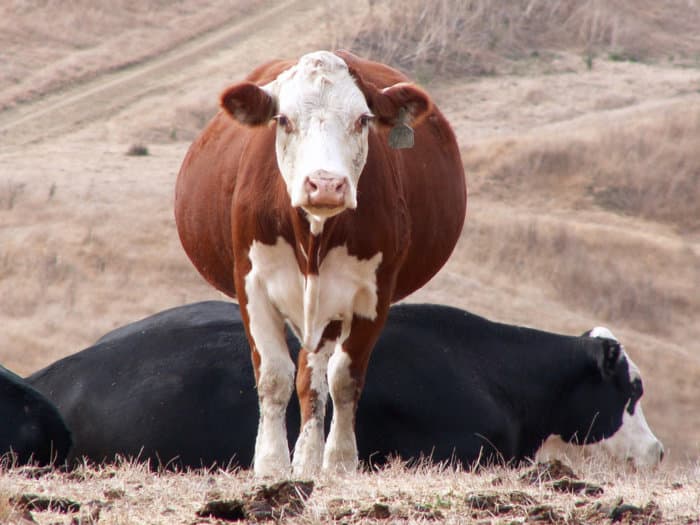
[274,114,294,133]
[355,113,374,132]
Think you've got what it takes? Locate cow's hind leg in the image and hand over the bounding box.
[292,341,333,477]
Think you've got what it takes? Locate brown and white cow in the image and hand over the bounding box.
[174,50,466,477]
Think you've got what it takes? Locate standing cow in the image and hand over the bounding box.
[175,50,466,476]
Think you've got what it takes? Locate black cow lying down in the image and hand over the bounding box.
[27,301,663,470]
[1,364,71,466]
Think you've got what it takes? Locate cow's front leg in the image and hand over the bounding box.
[245,283,295,477]
[323,346,358,473]
[323,318,383,474]
[291,341,333,477]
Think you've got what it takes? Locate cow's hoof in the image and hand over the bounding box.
[291,461,321,479]
[322,449,358,475]
[292,422,325,478]
[253,454,291,479]
[291,445,323,478]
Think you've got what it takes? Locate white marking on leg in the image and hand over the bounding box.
[246,244,296,478]
[323,346,358,473]
[292,340,333,477]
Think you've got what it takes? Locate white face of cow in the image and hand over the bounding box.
[221,50,432,235]
[587,328,664,468]
[537,327,664,469]
[262,51,372,224]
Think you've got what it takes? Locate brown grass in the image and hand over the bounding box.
[331,0,700,79]
[461,214,695,337]
[0,458,698,524]
[452,97,700,348]
[465,101,700,232]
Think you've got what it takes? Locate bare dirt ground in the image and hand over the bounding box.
[1,0,699,522]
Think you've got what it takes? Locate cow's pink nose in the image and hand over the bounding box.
[304,173,347,208]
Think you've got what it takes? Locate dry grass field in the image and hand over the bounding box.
[1,0,699,523]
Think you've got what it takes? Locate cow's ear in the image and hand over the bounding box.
[220,82,278,126]
[596,338,622,379]
[369,82,432,127]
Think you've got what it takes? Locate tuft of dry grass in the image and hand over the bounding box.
[330,0,700,79]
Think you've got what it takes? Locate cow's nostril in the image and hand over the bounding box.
[306,179,318,192]
[659,446,665,462]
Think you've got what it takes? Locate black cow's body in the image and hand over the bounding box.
[27,301,656,469]
[1,364,71,466]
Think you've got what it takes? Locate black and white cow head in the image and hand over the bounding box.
[539,327,663,468]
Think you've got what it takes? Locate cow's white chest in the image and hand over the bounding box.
[246,237,382,350]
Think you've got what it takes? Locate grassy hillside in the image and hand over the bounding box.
[331,0,700,78]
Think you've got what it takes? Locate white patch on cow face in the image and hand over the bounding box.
[247,237,382,352]
[536,398,664,468]
[262,51,372,225]
[543,327,664,469]
[598,348,664,468]
[599,399,664,468]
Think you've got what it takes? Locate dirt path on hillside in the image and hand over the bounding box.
[0,0,312,149]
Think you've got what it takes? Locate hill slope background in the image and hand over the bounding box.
[0,0,698,488]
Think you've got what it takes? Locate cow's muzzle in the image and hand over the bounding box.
[304,171,349,210]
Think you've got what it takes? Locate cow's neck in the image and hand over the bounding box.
[480,329,588,438]
[511,339,596,449]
